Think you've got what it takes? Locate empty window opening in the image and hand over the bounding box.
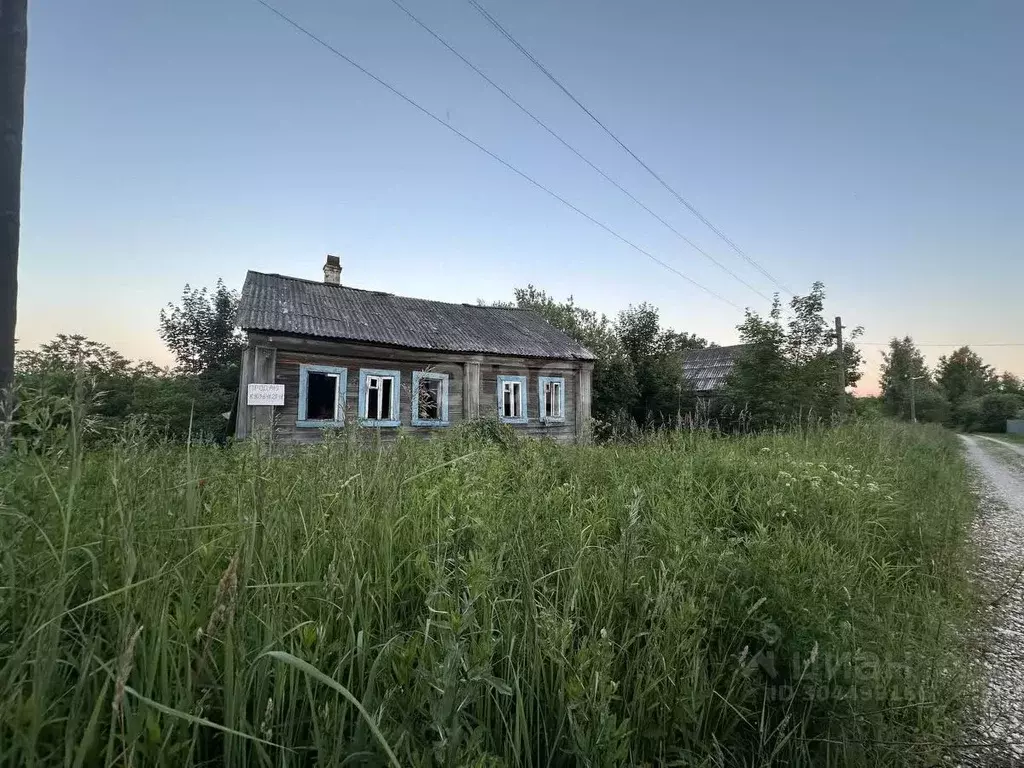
[418,377,441,421]
[306,372,339,420]
[364,375,394,421]
[543,379,563,419]
[502,380,523,419]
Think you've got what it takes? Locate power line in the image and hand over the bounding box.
[466,0,792,295]
[253,0,739,310]
[859,342,1024,347]
[251,0,743,310]
[385,0,772,304]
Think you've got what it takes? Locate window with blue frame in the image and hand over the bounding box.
[412,371,449,426]
[538,376,565,422]
[358,368,401,427]
[497,375,528,424]
[297,364,347,427]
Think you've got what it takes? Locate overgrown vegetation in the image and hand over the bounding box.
[14,281,243,443]
[723,282,862,430]
[1,401,977,765]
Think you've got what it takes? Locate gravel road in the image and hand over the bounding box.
[959,435,1024,765]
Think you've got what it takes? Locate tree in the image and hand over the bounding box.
[15,334,233,443]
[16,334,133,377]
[878,337,948,422]
[975,393,1024,433]
[935,347,996,405]
[159,280,245,385]
[724,282,861,429]
[999,372,1024,397]
[503,285,620,360]
[1,0,28,434]
[616,303,705,427]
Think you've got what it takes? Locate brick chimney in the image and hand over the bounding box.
[323,254,342,285]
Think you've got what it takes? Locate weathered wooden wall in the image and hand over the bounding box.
[479,362,578,443]
[274,349,463,444]
[236,333,592,444]
[235,345,276,439]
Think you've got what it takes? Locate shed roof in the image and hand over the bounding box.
[237,271,596,360]
[682,344,751,392]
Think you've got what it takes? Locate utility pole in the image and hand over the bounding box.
[835,316,845,412]
[909,374,925,424]
[1,0,28,442]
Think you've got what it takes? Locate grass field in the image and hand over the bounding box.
[1,419,977,766]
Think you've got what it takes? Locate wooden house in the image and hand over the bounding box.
[234,257,596,443]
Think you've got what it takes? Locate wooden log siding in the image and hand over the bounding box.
[480,363,577,442]
[273,350,462,444]
[236,334,590,444]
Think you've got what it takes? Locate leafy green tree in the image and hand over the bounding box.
[615,303,704,427]
[999,372,1023,397]
[878,337,949,422]
[159,280,245,382]
[724,282,861,429]
[493,287,706,430]
[159,280,244,439]
[505,286,617,359]
[14,334,231,442]
[935,347,996,405]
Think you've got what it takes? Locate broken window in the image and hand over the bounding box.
[540,377,564,421]
[497,375,527,423]
[413,371,449,425]
[298,365,347,426]
[419,378,440,420]
[359,369,400,425]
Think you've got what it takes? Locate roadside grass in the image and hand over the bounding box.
[978,432,1024,446]
[0,416,977,766]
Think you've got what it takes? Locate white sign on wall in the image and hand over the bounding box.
[247,383,285,406]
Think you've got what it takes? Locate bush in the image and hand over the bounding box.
[912,385,952,425]
[951,397,982,431]
[1,413,976,766]
[974,392,1024,433]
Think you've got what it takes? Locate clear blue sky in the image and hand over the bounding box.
[19,0,1024,391]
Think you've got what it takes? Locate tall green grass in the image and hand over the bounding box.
[1,413,976,766]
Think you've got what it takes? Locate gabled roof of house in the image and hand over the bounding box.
[682,344,751,392]
[237,271,597,360]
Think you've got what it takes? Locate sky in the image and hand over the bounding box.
[18,0,1024,393]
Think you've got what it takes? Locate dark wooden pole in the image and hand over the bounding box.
[1,0,28,436]
[834,316,845,413]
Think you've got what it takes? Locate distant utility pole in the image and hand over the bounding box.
[835,316,845,410]
[0,0,27,439]
[909,374,925,424]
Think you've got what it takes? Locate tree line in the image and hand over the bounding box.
[18,276,1013,443]
[876,339,1023,432]
[500,280,861,433]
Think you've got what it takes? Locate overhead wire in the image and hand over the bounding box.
[385,0,772,303]
[859,342,1024,347]
[466,0,793,295]
[251,0,744,310]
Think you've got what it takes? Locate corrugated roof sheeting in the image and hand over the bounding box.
[237,271,596,360]
[682,344,750,392]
